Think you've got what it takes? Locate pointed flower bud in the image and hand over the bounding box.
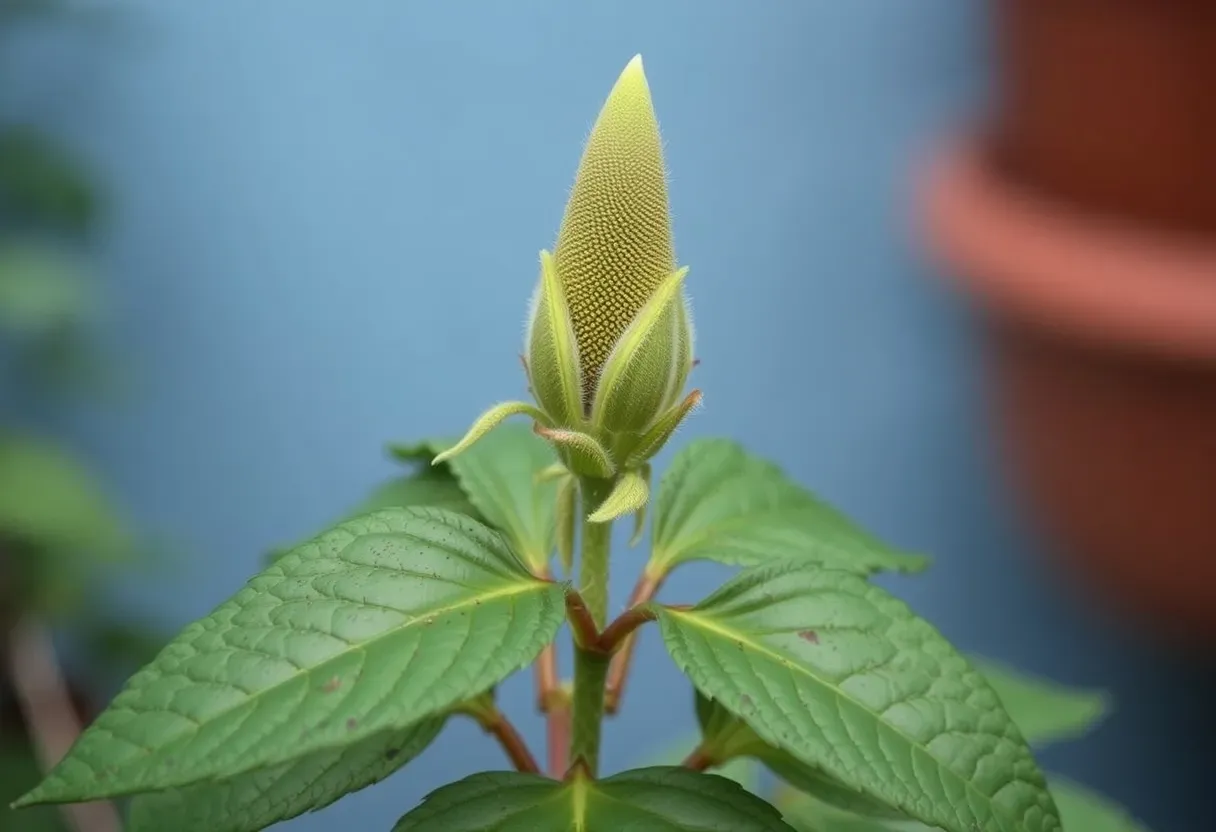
[521,55,698,479]
[444,56,699,516]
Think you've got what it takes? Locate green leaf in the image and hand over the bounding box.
[652,561,1060,832]
[16,507,565,805]
[0,243,97,339]
[695,693,905,821]
[0,435,130,560]
[126,716,447,832]
[775,786,931,832]
[972,657,1110,747]
[776,776,1153,832]
[398,424,559,574]
[1050,776,1151,832]
[393,767,796,831]
[649,439,928,576]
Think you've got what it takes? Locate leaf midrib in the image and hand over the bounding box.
[666,607,1027,832]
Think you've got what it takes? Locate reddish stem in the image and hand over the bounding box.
[546,691,571,777]
[564,589,602,651]
[681,745,714,772]
[605,570,665,714]
[474,707,540,774]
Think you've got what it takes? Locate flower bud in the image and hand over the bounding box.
[523,55,698,469]
[444,55,700,525]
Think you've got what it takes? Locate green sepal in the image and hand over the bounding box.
[534,424,615,479]
[526,249,584,427]
[587,469,649,524]
[663,296,695,410]
[623,388,701,468]
[590,266,690,438]
[555,473,577,576]
[432,401,551,465]
[628,463,651,546]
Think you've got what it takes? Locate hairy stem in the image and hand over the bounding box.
[605,568,665,714]
[568,477,614,777]
[466,700,540,774]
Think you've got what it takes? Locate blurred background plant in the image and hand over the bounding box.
[0,1,163,829]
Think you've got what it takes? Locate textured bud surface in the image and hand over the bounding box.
[553,55,676,403]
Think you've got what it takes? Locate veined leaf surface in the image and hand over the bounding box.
[649,439,927,576]
[652,561,1060,832]
[17,508,564,805]
[393,767,795,831]
[127,716,447,832]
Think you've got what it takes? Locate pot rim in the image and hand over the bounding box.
[919,135,1216,361]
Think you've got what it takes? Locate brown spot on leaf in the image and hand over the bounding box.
[346,717,359,731]
[739,694,753,710]
[385,748,399,761]
[798,630,820,644]
[322,676,342,693]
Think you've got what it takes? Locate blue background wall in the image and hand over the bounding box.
[11,1,1207,830]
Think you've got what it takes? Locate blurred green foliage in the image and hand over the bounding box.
[0,2,162,828]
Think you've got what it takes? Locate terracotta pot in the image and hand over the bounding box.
[919,0,1216,642]
[990,0,1216,236]
[922,141,1216,641]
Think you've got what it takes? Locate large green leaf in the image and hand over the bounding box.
[652,561,1060,832]
[0,435,129,559]
[776,777,1152,832]
[970,658,1109,747]
[390,423,558,574]
[695,693,906,821]
[649,439,928,576]
[15,507,565,805]
[126,716,447,832]
[1050,777,1151,832]
[392,767,796,831]
[776,786,930,832]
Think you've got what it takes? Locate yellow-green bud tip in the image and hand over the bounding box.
[553,53,675,404]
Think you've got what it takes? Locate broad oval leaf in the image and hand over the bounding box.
[392,424,558,574]
[649,439,927,576]
[776,777,1153,832]
[16,508,565,805]
[126,716,448,832]
[970,658,1109,747]
[393,767,796,831]
[652,561,1060,832]
[696,692,905,821]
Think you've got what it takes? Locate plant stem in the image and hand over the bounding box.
[546,687,571,777]
[7,616,122,832]
[681,744,714,772]
[568,477,614,777]
[605,567,665,714]
[465,699,540,774]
